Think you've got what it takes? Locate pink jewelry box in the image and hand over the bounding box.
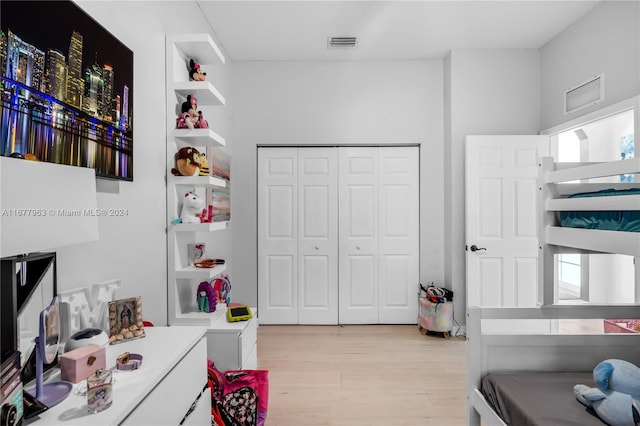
[59,344,106,383]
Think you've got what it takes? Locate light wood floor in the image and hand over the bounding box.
[257,325,467,426]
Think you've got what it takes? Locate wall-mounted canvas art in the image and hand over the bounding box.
[0,0,134,180]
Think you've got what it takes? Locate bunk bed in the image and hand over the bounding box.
[467,156,640,426]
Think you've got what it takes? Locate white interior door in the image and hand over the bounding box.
[258,148,298,324]
[339,147,419,324]
[338,147,379,324]
[465,135,549,307]
[298,148,338,324]
[378,147,420,323]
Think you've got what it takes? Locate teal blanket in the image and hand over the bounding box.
[560,188,640,232]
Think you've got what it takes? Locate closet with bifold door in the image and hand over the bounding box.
[258,146,419,325]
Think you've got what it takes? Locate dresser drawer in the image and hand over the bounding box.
[123,337,208,425]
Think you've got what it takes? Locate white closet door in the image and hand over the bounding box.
[298,148,338,324]
[338,148,380,324]
[260,146,419,325]
[258,148,298,324]
[378,147,419,323]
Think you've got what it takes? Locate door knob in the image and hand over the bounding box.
[314,245,319,250]
[356,246,361,250]
[469,245,486,252]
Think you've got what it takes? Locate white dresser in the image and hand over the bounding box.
[25,327,210,425]
[206,307,258,372]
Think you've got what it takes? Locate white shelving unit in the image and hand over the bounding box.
[166,34,259,370]
[166,34,228,327]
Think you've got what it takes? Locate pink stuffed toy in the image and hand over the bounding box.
[176,94,209,129]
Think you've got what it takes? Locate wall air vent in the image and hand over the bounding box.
[564,73,604,115]
[328,37,357,48]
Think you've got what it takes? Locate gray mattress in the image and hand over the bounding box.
[481,372,605,426]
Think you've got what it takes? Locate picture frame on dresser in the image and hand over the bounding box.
[108,297,146,344]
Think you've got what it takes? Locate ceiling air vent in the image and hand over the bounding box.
[328,37,357,48]
[564,73,604,115]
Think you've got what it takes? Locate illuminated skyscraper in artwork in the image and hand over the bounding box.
[102,64,114,122]
[1,31,8,78]
[32,48,45,92]
[83,62,103,117]
[66,30,84,108]
[46,49,67,101]
[115,94,121,125]
[5,30,45,91]
[121,84,129,130]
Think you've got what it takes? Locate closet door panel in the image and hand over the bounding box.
[258,148,298,324]
[298,148,338,324]
[339,148,379,324]
[378,147,419,324]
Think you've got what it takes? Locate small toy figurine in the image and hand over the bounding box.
[180,191,206,224]
[189,59,206,81]
[171,147,201,176]
[198,153,210,176]
[176,94,209,129]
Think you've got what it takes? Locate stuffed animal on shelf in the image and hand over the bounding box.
[212,274,231,305]
[198,153,210,176]
[197,281,216,313]
[176,94,208,129]
[189,59,206,81]
[574,358,640,426]
[180,191,206,224]
[171,147,201,176]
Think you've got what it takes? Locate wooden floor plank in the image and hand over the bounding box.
[257,325,467,426]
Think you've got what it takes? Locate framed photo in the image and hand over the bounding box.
[188,243,206,265]
[0,0,134,180]
[108,297,145,344]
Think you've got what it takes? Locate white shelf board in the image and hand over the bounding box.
[175,264,226,279]
[545,157,640,183]
[169,175,227,188]
[546,226,640,256]
[172,128,226,147]
[546,194,640,211]
[171,33,225,65]
[173,308,227,327]
[171,221,228,232]
[173,81,225,105]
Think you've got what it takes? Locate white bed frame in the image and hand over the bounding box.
[467,156,640,426]
[467,305,640,426]
[538,156,640,304]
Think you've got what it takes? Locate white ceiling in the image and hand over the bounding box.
[196,1,600,61]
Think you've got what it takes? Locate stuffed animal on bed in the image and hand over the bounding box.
[574,359,640,426]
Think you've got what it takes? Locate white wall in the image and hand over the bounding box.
[540,1,640,130]
[52,1,231,326]
[445,49,541,322]
[230,60,444,308]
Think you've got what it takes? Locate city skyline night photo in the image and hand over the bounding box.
[0,0,134,180]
